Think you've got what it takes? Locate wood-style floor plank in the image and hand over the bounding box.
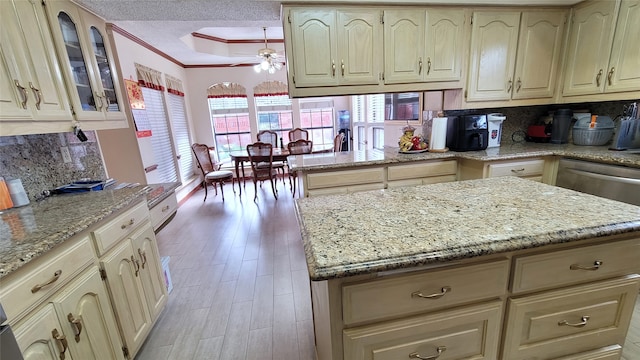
[135,180,640,360]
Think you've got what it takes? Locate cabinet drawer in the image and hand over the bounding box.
[306,168,384,189]
[342,259,509,325]
[552,345,622,360]
[92,201,149,256]
[487,158,544,178]
[387,160,457,181]
[512,237,640,293]
[343,301,502,360]
[502,275,640,360]
[149,193,177,231]
[0,236,94,322]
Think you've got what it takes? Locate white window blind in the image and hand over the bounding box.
[352,95,364,123]
[142,87,178,183]
[368,94,385,123]
[168,93,194,183]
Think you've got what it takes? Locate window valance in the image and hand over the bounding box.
[207,83,247,98]
[253,81,288,97]
[135,63,164,90]
[165,74,184,96]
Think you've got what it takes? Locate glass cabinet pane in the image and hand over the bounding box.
[58,12,96,111]
[89,26,120,112]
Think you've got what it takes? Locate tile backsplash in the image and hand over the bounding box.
[0,131,106,202]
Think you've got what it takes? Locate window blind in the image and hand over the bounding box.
[168,93,194,183]
[368,94,385,123]
[141,87,178,183]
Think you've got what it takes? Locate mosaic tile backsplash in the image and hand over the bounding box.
[0,131,106,202]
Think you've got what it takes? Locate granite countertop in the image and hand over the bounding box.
[288,143,640,171]
[147,182,181,209]
[295,177,640,281]
[0,186,150,278]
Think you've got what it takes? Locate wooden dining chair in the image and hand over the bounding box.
[246,142,278,201]
[333,133,345,152]
[287,139,313,197]
[288,128,309,142]
[191,143,235,201]
[257,130,286,181]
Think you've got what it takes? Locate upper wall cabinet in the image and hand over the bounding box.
[562,0,640,97]
[45,0,127,125]
[467,10,567,103]
[283,5,467,98]
[0,0,72,135]
[286,8,381,88]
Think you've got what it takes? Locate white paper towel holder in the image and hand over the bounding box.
[428,112,449,152]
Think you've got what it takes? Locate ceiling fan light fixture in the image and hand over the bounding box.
[254,27,283,74]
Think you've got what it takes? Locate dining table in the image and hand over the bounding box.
[229,144,334,196]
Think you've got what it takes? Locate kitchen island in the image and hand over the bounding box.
[295,177,640,360]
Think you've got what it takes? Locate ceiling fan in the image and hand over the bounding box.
[253,27,284,74]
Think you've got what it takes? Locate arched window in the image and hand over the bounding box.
[207,83,249,162]
[253,81,291,147]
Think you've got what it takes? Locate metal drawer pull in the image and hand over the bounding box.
[570,260,602,271]
[558,315,589,328]
[510,168,525,173]
[162,205,170,212]
[31,270,62,293]
[121,218,135,229]
[14,80,28,109]
[409,346,446,359]
[596,69,603,87]
[131,255,140,277]
[607,67,615,85]
[52,328,68,360]
[418,57,423,75]
[67,313,83,342]
[411,286,451,299]
[30,82,42,110]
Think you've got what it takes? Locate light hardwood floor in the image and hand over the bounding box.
[135,180,640,360]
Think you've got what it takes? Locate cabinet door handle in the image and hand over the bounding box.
[331,60,335,77]
[341,59,345,77]
[94,91,103,110]
[31,270,62,293]
[67,313,83,342]
[161,205,170,212]
[121,218,135,229]
[409,346,446,359]
[507,78,513,92]
[29,82,42,110]
[426,57,431,75]
[558,315,590,328]
[102,92,111,110]
[418,57,423,75]
[138,248,147,269]
[411,286,451,299]
[131,255,140,276]
[516,77,522,92]
[569,260,602,271]
[607,67,615,86]
[596,69,603,87]
[51,328,69,360]
[14,80,28,109]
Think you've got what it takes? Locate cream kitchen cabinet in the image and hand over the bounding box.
[562,0,640,98]
[14,268,125,360]
[467,10,567,103]
[0,0,73,136]
[384,9,465,85]
[98,203,168,358]
[458,156,556,184]
[45,0,127,127]
[285,8,381,88]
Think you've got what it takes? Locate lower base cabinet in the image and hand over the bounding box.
[14,266,125,360]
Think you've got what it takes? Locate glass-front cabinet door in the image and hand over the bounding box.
[45,0,126,126]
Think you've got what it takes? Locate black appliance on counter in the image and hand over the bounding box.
[446,115,489,151]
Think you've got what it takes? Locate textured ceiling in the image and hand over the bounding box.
[73,0,584,66]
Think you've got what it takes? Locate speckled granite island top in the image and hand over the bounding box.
[0,186,150,278]
[288,143,640,171]
[295,177,640,281]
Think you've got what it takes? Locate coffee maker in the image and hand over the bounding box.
[446,115,489,151]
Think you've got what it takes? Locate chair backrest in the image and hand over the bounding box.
[333,133,345,152]
[191,143,216,174]
[287,139,313,155]
[257,130,278,148]
[288,128,309,142]
[246,142,274,178]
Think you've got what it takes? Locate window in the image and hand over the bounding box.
[300,100,334,148]
[141,87,178,182]
[255,95,293,147]
[167,93,194,183]
[384,92,421,123]
[209,96,251,163]
[352,94,384,150]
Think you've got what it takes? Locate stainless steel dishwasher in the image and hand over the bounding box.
[1,302,23,360]
[556,158,640,206]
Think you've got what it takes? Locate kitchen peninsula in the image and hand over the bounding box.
[295,177,640,360]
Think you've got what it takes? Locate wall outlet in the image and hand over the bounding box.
[60,146,72,163]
